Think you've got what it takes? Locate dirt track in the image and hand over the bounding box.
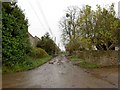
[2,55,118,88]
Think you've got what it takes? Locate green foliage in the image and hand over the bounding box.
[78,4,118,50]
[35,48,49,58]
[79,61,99,68]
[70,56,99,68]
[2,2,32,67]
[92,4,119,50]
[60,4,120,52]
[37,33,60,55]
[66,39,81,54]
[3,56,52,73]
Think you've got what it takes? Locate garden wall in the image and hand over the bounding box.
[74,50,119,66]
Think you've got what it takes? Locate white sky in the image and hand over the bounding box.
[17,0,120,51]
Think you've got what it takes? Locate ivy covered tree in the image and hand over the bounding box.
[2,2,32,67]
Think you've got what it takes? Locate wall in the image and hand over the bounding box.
[28,32,36,47]
[74,50,119,66]
[34,36,40,46]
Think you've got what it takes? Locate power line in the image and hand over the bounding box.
[28,0,57,45]
[35,0,53,36]
[28,1,47,32]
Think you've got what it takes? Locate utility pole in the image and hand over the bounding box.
[54,37,56,55]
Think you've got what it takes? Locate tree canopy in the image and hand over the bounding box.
[36,33,60,55]
[59,4,120,53]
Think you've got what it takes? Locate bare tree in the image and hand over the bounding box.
[59,6,80,45]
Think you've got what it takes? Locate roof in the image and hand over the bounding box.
[27,32,34,38]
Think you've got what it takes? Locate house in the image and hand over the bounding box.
[27,32,41,48]
[34,36,40,46]
[27,32,36,47]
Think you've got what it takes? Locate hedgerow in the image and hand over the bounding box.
[2,2,32,67]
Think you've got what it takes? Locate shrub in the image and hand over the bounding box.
[36,33,60,55]
[35,48,49,58]
[2,2,32,67]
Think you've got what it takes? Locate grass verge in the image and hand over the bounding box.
[70,55,99,68]
[3,56,52,74]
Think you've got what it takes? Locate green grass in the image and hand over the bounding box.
[70,56,81,61]
[79,62,99,68]
[70,55,99,68]
[3,56,52,74]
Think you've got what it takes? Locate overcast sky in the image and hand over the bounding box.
[17,0,120,51]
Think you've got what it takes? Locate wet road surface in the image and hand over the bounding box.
[2,55,118,88]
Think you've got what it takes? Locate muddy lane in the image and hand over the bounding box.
[2,55,118,88]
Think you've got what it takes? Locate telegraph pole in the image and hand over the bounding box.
[54,37,56,55]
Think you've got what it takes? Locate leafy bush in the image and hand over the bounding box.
[35,48,49,58]
[37,33,60,55]
[2,2,32,67]
[3,56,52,73]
